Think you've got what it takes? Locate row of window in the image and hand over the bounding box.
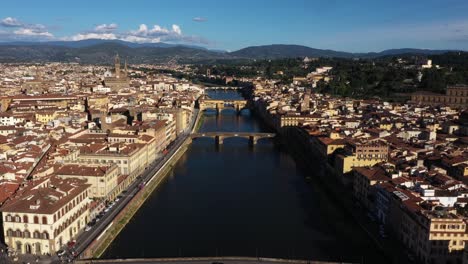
[6,229,49,239]
[80,158,128,165]
[54,205,87,237]
[5,215,48,224]
[433,224,465,230]
[357,154,388,159]
[54,190,87,221]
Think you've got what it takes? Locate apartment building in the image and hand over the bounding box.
[1,177,91,255]
[56,164,120,200]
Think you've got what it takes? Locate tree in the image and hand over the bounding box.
[420,68,446,93]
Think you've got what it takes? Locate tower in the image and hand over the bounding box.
[301,88,311,112]
[114,54,121,78]
[124,60,128,77]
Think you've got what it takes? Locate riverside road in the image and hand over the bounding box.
[73,110,199,260]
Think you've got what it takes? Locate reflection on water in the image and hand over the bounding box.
[103,91,385,263]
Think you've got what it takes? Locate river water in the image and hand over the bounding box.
[103,91,385,263]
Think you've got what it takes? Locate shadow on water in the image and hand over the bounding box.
[102,91,386,263]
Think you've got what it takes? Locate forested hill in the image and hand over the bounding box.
[0,39,462,63]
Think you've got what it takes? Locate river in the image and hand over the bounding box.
[102,90,385,263]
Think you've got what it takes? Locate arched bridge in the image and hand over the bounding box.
[204,86,243,90]
[190,132,276,145]
[199,99,248,114]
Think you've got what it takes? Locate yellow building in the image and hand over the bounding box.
[35,111,58,124]
[411,85,468,108]
[56,164,120,200]
[279,114,322,128]
[11,94,84,109]
[335,140,389,175]
[1,177,91,255]
[399,208,468,264]
[353,166,390,210]
[87,96,109,111]
[77,143,153,182]
[310,136,346,157]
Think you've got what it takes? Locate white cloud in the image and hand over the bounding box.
[13,28,53,38]
[1,17,23,27]
[193,17,207,22]
[172,24,182,35]
[0,17,54,40]
[69,33,117,41]
[94,23,118,33]
[0,17,210,46]
[121,35,160,43]
[122,23,188,43]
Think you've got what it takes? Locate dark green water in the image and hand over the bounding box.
[103,91,384,263]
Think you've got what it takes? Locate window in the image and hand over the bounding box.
[42,216,47,225]
[34,216,39,224]
[42,231,49,239]
[6,229,13,237]
[15,215,21,222]
[23,230,30,238]
[23,215,28,223]
[33,231,40,239]
[6,215,12,222]
[15,230,22,237]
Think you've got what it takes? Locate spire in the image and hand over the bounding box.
[114,53,121,78]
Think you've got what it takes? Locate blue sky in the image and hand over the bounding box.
[1,0,468,52]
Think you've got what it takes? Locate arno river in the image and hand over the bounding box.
[103,91,385,263]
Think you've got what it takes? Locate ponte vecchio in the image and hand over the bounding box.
[199,98,248,115]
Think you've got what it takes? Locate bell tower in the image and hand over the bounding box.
[114,54,121,78]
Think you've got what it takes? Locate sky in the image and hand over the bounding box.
[1,0,468,52]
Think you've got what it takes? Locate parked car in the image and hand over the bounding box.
[85,225,92,232]
[67,241,76,249]
[56,249,66,256]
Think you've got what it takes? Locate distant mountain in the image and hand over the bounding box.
[362,48,456,58]
[230,44,460,59]
[0,40,463,63]
[0,42,227,64]
[0,39,208,50]
[230,44,355,59]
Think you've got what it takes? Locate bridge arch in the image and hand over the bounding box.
[199,99,248,115]
[190,132,275,146]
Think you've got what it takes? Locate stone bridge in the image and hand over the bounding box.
[204,86,243,90]
[199,99,248,114]
[190,131,276,145]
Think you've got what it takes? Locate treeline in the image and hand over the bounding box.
[192,52,468,100]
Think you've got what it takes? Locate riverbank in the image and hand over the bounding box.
[77,256,355,264]
[80,110,203,259]
[84,136,193,258]
[250,103,402,263]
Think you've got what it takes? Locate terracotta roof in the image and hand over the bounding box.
[354,166,391,182]
[1,177,90,214]
[56,164,114,177]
